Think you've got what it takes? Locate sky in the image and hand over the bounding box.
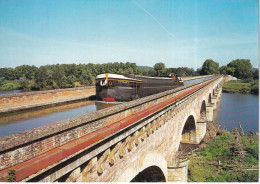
[0,0,258,69]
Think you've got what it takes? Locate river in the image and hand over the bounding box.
[0,76,213,137]
[214,93,259,133]
[0,77,258,137]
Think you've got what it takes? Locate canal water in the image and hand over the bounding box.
[0,76,213,137]
[214,93,259,133]
[183,76,214,85]
[0,90,22,95]
[0,101,116,137]
[1,77,257,137]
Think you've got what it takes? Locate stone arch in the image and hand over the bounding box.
[130,166,166,182]
[181,115,197,144]
[200,100,207,119]
[115,152,168,182]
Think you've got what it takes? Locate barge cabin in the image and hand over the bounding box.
[96,73,183,102]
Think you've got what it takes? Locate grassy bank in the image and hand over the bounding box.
[222,80,259,94]
[188,130,259,182]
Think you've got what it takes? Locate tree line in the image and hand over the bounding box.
[0,59,257,91]
[0,62,199,91]
[0,62,142,90]
[200,59,258,80]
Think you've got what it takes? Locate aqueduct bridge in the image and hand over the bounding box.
[0,76,223,182]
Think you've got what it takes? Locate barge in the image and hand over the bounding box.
[96,73,183,102]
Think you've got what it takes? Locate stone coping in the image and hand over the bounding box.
[0,95,92,114]
[0,76,221,152]
[0,86,95,99]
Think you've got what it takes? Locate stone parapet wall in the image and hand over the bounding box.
[0,84,193,169]
[0,76,223,182]
[0,87,95,113]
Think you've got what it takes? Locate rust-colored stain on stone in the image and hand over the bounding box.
[0,77,222,182]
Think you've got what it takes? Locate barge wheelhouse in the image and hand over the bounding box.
[96,73,183,102]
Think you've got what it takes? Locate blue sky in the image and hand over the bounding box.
[0,0,258,69]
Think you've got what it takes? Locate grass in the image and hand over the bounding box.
[188,132,259,182]
[223,79,259,94]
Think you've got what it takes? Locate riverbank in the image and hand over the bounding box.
[222,79,259,94]
[188,126,259,182]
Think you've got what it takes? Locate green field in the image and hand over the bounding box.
[222,80,259,94]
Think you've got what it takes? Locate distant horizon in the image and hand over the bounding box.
[0,0,258,69]
[0,60,258,71]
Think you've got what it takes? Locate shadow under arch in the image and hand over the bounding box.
[181,115,196,144]
[208,93,212,104]
[200,100,207,119]
[130,166,166,182]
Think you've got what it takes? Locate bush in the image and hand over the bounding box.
[18,77,29,89]
[241,134,259,159]
[189,132,259,182]
[0,77,5,86]
[67,75,77,88]
[200,133,232,160]
[0,81,20,90]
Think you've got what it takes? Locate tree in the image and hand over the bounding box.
[200,59,219,75]
[0,68,15,80]
[124,68,134,74]
[227,59,253,79]
[18,77,29,89]
[0,77,5,86]
[15,65,37,80]
[253,69,259,80]
[67,75,77,87]
[34,66,48,89]
[226,67,235,76]
[52,65,66,88]
[154,62,166,76]
[219,66,227,75]
[80,70,94,86]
